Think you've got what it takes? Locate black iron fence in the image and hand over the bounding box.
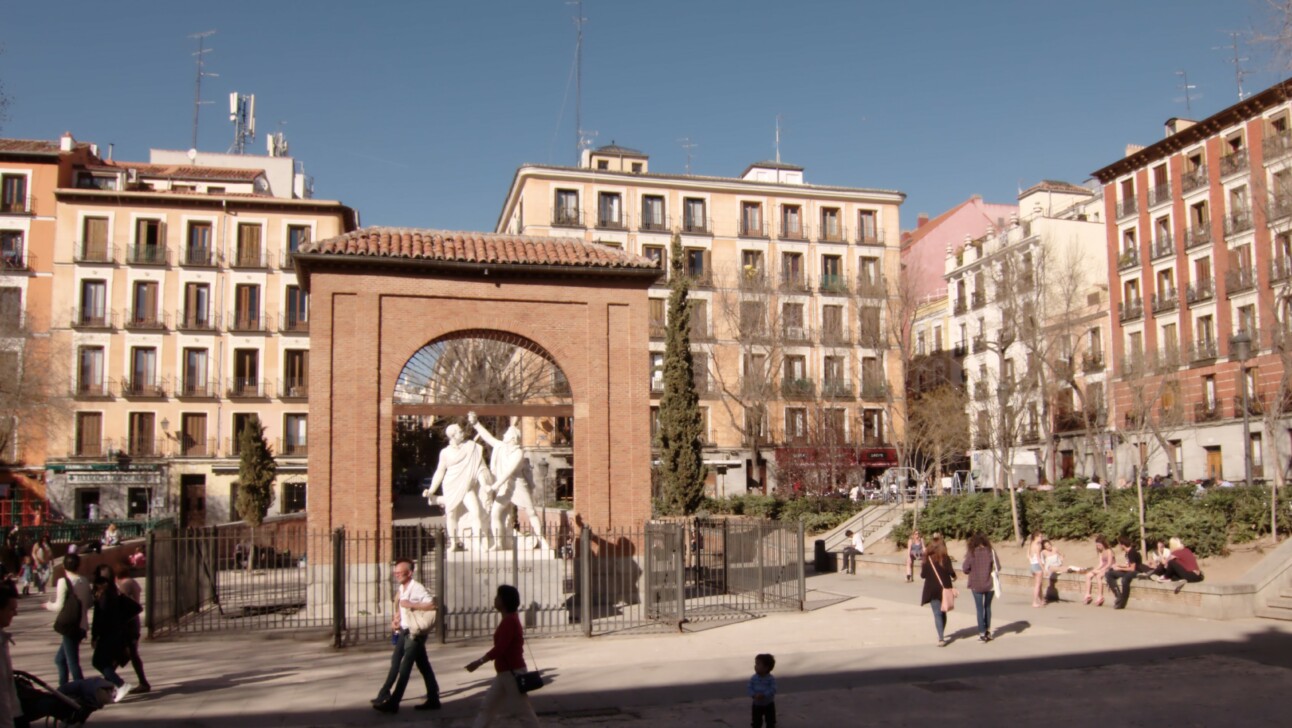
[144,518,805,646]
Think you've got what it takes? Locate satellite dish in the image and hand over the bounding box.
[187,148,198,162]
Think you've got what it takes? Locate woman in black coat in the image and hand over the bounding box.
[91,564,140,701]
[919,535,956,646]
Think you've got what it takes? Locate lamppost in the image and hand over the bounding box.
[1230,331,1253,487]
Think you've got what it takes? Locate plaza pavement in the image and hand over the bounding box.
[9,568,1292,727]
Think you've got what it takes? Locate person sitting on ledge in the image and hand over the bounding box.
[1153,537,1204,584]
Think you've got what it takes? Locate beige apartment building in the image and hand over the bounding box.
[44,146,355,525]
[496,145,905,494]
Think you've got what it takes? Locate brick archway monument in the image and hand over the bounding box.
[295,228,660,536]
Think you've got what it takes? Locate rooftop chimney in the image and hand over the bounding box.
[1164,118,1196,137]
[917,213,929,228]
[1125,143,1146,158]
[59,132,75,152]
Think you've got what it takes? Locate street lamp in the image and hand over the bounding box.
[1230,331,1253,486]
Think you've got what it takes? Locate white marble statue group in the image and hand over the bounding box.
[422,412,550,552]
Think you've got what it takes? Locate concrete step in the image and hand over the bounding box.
[1264,595,1292,610]
[1255,606,1292,621]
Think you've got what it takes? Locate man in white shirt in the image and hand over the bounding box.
[44,553,92,687]
[372,559,440,714]
[841,530,865,575]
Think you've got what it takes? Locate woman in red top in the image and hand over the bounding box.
[1155,537,1204,583]
[466,584,540,727]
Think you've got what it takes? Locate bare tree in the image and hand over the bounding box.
[874,257,921,476]
[0,318,70,466]
[905,385,971,488]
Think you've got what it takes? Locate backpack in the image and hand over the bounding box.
[53,577,82,637]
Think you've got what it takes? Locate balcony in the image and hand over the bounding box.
[689,320,714,342]
[639,214,670,233]
[228,313,266,333]
[1117,248,1140,271]
[971,335,987,354]
[818,223,846,243]
[126,245,168,266]
[280,249,297,270]
[72,380,111,399]
[859,382,887,400]
[1151,289,1178,314]
[278,439,309,458]
[953,299,968,315]
[781,378,815,400]
[177,378,220,398]
[71,308,114,329]
[230,249,268,269]
[0,194,33,215]
[75,242,116,264]
[741,378,772,399]
[177,312,219,332]
[1219,149,1249,177]
[739,269,769,290]
[681,216,710,235]
[857,229,884,246]
[952,342,968,357]
[1225,266,1256,296]
[1265,129,1292,160]
[781,324,811,343]
[227,378,267,398]
[779,272,810,293]
[1181,165,1209,193]
[0,248,30,271]
[974,381,990,401]
[182,245,218,267]
[739,220,768,238]
[820,380,853,400]
[855,276,886,298]
[1122,353,1146,377]
[596,213,626,231]
[1194,401,1222,423]
[120,377,168,398]
[1224,209,1253,236]
[279,379,309,399]
[1117,297,1144,323]
[819,326,850,346]
[684,270,713,288]
[1082,351,1104,373]
[1271,194,1292,222]
[175,437,218,458]
[68,438,105,459]
[1150,234,1175,260]
[125,310,168,331]
[1233,393,1266,417]
[1271,257,1292,283]
[1148,182,1172,207]
[552,207,582,228]
[1155,345,1182,371]
[279,313,309,334]
[1188,339,1218,363]
[779,223,807,241]
[1186,279,1214,304]
[818,274,849,295]
[971,291,986,310]
[1185,225,1212,250]
[1117,197,1138,219]
[1019,426,1041,445]
[125,438,167,459]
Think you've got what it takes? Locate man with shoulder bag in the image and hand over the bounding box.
[371,559,440,714]
[44,553,92,687]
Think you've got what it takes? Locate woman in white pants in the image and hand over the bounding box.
[466,584,540,727]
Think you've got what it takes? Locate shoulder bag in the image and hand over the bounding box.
[515,638,545,694]
[932,561,957,612]
[397,590,438,637]
[53,577,82,636]
[991,549,1003,599]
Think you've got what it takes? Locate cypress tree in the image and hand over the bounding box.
[657,234,708,515]
[236,415,278,527]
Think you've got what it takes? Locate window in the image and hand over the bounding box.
[861,409,884,445]
[820,255,843,292]
[78,280,107,326]
[284,285,308,332]
[233,349,260,396]
[858,256,880,286]
[648,298,665,336]
[597,192,623,228]
[782,302,805,340]
[1156,267,1175,295]
[740,201,764,236]
[744,405,767,445]
[641,195,665,231]
[131,281,159,327]
[1203,374,1217,408]
[739,300,766,338]
[284,350,309,397]
[236,223,263,267]
[743,353,768,395]
[1237,303,1257,338]
[186,221,213,265]
[184,282,210,328]
[287,224,311,253]
[232,413,255,455]
[554,189,580,225]
[1128,331,1143,359]
[181,413,208,456]
[282,482,307,513]
[683,198,707,233]
[822,305,844,342]
[858,210,878,243]
[692,352,710,394]
[820,207,842,241]
[690,299,708,339]
[1162,323,1178,359]
[781,205,804,238]
[823,356,845,395]
[631,162,643,174]
[0,174,27,213]
[127,487,152,518]
[183,348,209,396]
[1190,200,1209,230]
[283,414,307,456]
[642,244,665,268]
[650,406,660,441]
[133,219,163,264]
[596,160,609,170]
[741,249,764,281]
[128,347,158,395]
[81,217,110,262]
[1196,315,1214,346]
[234,284,260,330]
[650,352,664,393]
[1123,278,1141,303]
[684,248,710,284]
[0,231,24,270]
[858,305,881,342]
[75,413,103,456]
[785,408,807,442]
[781,252,804,288]
[77,346,104,395]
[76,172,117,190]
[128,412,156,456]
[1252,432,1264,478]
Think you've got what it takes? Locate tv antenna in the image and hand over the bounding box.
[1215,31,1251,101]
[568,0,586,163]
[189,30,218,151]
[774,115,783,164]
[267,121,289,157]
[679,137,697,175]
[1175,70,1198,115]
[228,92,256,154]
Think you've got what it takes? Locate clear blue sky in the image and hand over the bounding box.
[2,1,1287,231]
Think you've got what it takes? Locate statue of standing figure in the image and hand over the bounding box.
[468,412,550,552]
[423,422,493,550]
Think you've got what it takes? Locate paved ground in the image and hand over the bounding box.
[10,569,1292,726]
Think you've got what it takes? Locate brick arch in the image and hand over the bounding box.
[393,329,570,405]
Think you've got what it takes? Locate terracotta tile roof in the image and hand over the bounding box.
[0,138,93,155]
[593,143,648,157]
[107,161,265,182]
[301,227,660,270]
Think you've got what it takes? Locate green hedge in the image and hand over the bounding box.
[695,495,872,533]
[888,486,1289,557]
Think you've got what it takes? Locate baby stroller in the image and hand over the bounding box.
[14,670,111,726]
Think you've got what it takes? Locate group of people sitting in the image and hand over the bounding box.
[1075,535,1203,609]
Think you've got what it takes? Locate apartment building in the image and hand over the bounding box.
[946,182,1106,488]
[1,135,102,521]
[496,145,905,494]
[1094,78,1292,484]
[44,145,355,525]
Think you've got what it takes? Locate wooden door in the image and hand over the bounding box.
[181,475,207,529]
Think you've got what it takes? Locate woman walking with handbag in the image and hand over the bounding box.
[466,584,540,727]
[919,536,956,646]
[962,533,998,643]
